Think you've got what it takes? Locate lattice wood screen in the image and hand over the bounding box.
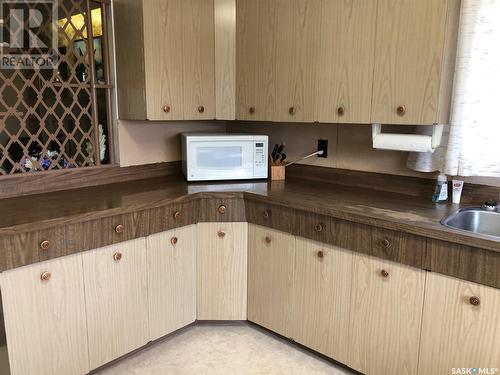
[0,0,114,175]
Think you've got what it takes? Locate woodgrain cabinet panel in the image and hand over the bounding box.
[291,238,352,364]
[182,0,216,120]
[83,238,149,370]
[248,224,295,337]
[197,222,248,320]
[0,254,89,375]
[371,0,458,125]
[418,273,500,374]
[348,253,425,375]
[149,200,199,234]
[148,225,196,341]
[316,0,377,123]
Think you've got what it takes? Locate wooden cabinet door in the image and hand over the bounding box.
[147,225,196,341]
[247,225,295,337]
[83,238,148,370]
[236,0,278,121]
[371,0,450,125]
[182,0,216,120]
[316,0,377,124]
[418,273,500,374]
[274,0,321,122]
[348,253,425,375]
[143,0,184,121]
[0,254,89,375]
[291,238,352,364]
[197,222,248,320]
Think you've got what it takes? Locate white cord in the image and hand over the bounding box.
[285,150,324,167]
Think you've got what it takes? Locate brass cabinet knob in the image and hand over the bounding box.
[218,205,227,214]
[115,224,124,234]
[317,250,324,258]
[171,237,178,245]
[337,106,345,116]
[113,252,122,262]
[397,105,406,116]
[314,223,324,233]
[40,240,51,251]
[469,296,481,306]
[198,105,205,113]
[40,271,51,281]
[263,209,271,218]
[265,236,272,244]
[217,230,226,238]
[162,105,171,113]
[173,211,181,220]
[288,107,296,116]
[381,269,390,278]
[249,107,255,114]
[381,238,391,248]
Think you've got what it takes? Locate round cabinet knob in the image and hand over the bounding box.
[265,236,272,244]
[469,296,481,306]
[40,240,51,251]
[337,106,345,117]
[263,209,271,218]
[218,205,227,215]
[249,107,255,115]
[315,223,324,233]
[289,107,296,116]
[397,105,406,116]
[171,237,178,245]
[381,269,390,278]
[381,238,391,249]
[198,105,205,114]
[173,211,181,220]
[217,230,226,238]
[162,105,171,113]
[317,250,324,258]
[113,252,123,262]
[115,224,124,234]
[40,271,51,281]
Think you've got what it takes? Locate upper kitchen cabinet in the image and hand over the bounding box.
[114,0,216,121]
[316,0,377,124]
[371,0,461,125]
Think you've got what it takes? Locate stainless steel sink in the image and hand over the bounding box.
[442,207,500,239]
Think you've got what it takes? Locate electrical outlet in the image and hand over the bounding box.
[317,139,328,158]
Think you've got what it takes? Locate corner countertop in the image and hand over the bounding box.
[0,174,498,253]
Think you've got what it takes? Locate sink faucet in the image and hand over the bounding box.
[482,200,500,211]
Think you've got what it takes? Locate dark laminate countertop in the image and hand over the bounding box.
[1,173,499,253]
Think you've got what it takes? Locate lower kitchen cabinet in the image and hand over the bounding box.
[83,238,149,370]
[148,225,197,341]
[291,238,353,364]
[247,224,295,337]
[197,222,248,320]
[418,273,500,374]
[348,253,425,375]
[0,254,89,375]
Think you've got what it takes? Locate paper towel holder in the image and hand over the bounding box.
[372,123,444,153]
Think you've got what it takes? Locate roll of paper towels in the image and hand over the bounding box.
[372,124,442,153]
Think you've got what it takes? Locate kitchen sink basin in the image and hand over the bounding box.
[442,207,500,239]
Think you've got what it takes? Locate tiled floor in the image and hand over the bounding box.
[96,323,353,375]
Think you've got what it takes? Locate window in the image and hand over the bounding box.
[0,0,114,175]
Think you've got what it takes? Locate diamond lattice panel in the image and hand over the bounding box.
[0,0,98,175]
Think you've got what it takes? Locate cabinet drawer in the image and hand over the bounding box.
[1,227,66,270]
[149,200,198,234]
[296,210,336,244]
[244,200,296,234]
[370,227,426,269]
[66,210,149,253]
[198,197,246,222]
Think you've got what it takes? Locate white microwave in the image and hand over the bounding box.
[181,133,268,181]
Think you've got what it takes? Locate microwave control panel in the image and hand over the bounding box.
[254,139,268,178]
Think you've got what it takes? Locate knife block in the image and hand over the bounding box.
[270,155,285,181]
